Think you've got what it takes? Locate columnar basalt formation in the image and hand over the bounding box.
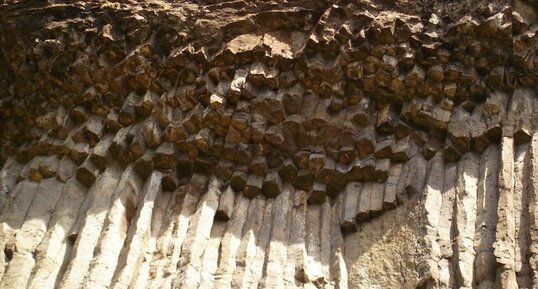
[0,0,537,288]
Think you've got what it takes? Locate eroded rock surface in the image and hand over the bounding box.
[0,0,537,288]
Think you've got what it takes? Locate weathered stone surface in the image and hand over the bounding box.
[172,177,221,288]
[110,170,162,289]
[213,193,250,288]
[0,158,23,212]
[80,166,144,289]
[454,152,480,288]
[76,158,100,187]
[493,136,518,288]
[243,174,263,198]
[262,172,283,198]
[260,184,292,288]
[0,178,64,289]
[0,180,39,280]
[0,1,536,288]
[58,165,123,289]
[356,182,372,223]
[146,177,202,289]
[27,179,87,289]
[437,162,458,288]
[216,185,236,220]
[383,163,401,209]
[232,195,266,288]
[340,182,360,233]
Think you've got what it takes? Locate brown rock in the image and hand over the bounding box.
[427,65,444,82]
[134,150,155,179]
[248,156,268,176]
[243,174,263,198]
[154,142,177,170]
[76,158,100,187]
[230,169,248,192]
[308,182,327,204]
[294,169,314,191]
[91,135,113,170]
[70,143,90,165]
[262,172,282,198]
[162,170,180,191]
[216,185,236,220]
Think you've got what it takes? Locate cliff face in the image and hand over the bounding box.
[0,0,537,288]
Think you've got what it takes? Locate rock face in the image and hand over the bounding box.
[0,0,537,288]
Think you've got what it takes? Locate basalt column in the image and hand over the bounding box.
[0,0,537,288]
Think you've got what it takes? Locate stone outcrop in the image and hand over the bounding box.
[0,0,537,288]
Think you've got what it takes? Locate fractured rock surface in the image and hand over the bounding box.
[0,0,537,288]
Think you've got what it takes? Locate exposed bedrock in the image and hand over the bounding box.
[0,0,537,288]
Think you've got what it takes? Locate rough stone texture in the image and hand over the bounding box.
[0,0,537,288]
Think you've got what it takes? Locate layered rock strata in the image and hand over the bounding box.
[0,0,537,288]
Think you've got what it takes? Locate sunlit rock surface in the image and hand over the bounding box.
[0,0,537,288]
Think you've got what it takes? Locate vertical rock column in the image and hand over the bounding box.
[58,165,123,289]
[0,180,39,281]
[0,178,64,289]
[492,96,518,288]
[81,165,143,289]
[513,142,532,288]
[283,189,307,288]
[0,158,23,213]
[260,184,292,289]
[110,170,163,289]
[232,195,266,288]
[473,145,500,289]
[146,176,204,289]
[437,163,457,288]
[27,178,88,289]
[214,192,250,288]
[129,182,172,289]
[453,152,479,289]
[172,177,222,288]
[417,153,445,287]
[527,96,538,288]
